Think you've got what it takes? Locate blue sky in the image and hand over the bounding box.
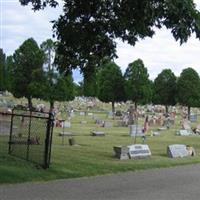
[1,0,200,82]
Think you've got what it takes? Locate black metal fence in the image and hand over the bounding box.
[0,108,54,169]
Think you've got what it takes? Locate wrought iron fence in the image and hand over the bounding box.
[0,108,54,169]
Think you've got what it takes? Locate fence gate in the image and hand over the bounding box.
[0,108,54,169]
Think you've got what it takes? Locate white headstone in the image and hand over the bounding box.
[176,129,191,136]
[129,125,144,136]
[88,113,93,116]
[62,121,71,128]
[128,144,151,159]
[167,144,189,158]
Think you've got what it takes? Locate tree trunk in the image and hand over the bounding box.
[134,102,137,111]
[188,106,191,120]
[49,101,54,113]
[112,101,115,120]
[27,97,32,110]
[165,105,168,114]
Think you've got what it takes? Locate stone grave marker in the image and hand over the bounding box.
[176,129,191,136]
[88,113,93,116]
[129,125,144,136]
[113,146,129,160]
[167,144,189,158]
[80,112,85,116]
[91,131,105,136]
[59,132,73,137]
[128,144,151,159]
[80,121,87,124]
[62,121,71,128]
[104,121,113,128]
[190,114,197,122]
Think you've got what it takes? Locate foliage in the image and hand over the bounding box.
[97,61,125,113]
[154,69,177,111]
[177,68,200,111]
[40,39,56,72]
[5,56,14,92]
[82,63,98,97]
[0,49,6,91]
[20,0,200,72]
[11,38,44,107]
[124,59,152,108]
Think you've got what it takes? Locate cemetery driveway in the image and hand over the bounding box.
[1,164,200,200]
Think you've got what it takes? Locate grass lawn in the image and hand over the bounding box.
[1,109,200,184]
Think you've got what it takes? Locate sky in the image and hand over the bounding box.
[1,0,200,82]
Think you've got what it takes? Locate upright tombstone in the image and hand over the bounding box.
[128,144,151,159]
[113,146,129,160]
[104,121,113,128]
[62,121,71,128]
[129,125,144,136]
[189,114,197,123]
[80,112,85,116]
[167,144,189,158]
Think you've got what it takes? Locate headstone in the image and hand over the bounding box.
[129,125,144,136]
[190,114,197,122]
[167,144,189,158]
[113,146,129,160]
[104,121,113,128]
[62,121,71,128]
[80,121,87,124]
[128,144,151,159]
[59,132,73,137]
[88,113,93,116]
[95,119,104,125]
[91,131,105,136]
[158,127,167,131]
[176,129,191,136]
[152,132,160,136]
[80,112,85,116]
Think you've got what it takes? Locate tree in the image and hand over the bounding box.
[0,49,6,91]
[11,38,44,108]
[40,39,55,72]
[124,59,152,110]
[40,39,75,111]
[83,63,98,97]
[97,61,125,116]
[20,0,200,72]
[5,56,14,92]
[42,72,75,110]
[154,69,177,113]
[177,68,200,118]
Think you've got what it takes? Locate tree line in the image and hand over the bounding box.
[1,38,199,118]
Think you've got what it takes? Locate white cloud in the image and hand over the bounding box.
[1,0,200,81]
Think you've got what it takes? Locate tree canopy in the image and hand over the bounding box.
[97,61,125,114]
[11,38,44,108]
[154,69,177,112]
[177,67,200,117]
[20,0,200,72]
[0,49,6,91]
[124,59,152,109]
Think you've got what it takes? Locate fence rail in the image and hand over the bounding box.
[0,108,54,169]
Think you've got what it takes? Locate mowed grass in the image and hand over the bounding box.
[1,111,200,184]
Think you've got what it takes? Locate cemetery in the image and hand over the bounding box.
[1,95,200,184]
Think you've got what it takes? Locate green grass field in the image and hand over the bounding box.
[1,108,200,184]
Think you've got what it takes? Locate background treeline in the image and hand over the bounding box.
[1,38,200,117]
